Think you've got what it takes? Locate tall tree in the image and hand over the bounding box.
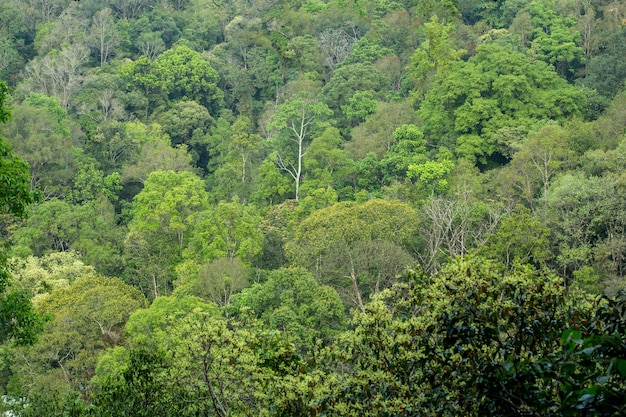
[0,80,40,346]
[1,94,75,199]
[269,94,332,201]
[5,275,146,415]
[418,42,585,164]
[183,198,263,264]
[120,44,223,117]
[22,43,90,108]
[89,8,120,67]
[289,199,418,310]
[125,170,209,299]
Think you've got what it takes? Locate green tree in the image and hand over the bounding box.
[381,124,428,181]
[321,62,385,130]
[9,251,96,304]
[496,123,575,209]
[347,101,418,160]
[289,199,418,310]
[1,93,76,199]
[418,42,585,165]
[210,116,263,202]
[0,5,27,83]
[322,258,596,416]
[302,127,354,196]
[229,267,346,350]
[526,0,585,79]
[120,44,223,116]
[478,205,551,269]
[183,198,264,265]
[541,172,626,287]
[5,275,145,415]
[342,90,378,126]
[11,198,126,277]
[125,170,209,299]
[174,257,251,306]
[82,120,140,175]
[0,81,40,346]
[120,122,194,186]
[91,295,286,417]
[408,15,465,101]
[154,100,213,168]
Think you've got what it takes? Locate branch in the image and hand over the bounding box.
[275,153,297,181]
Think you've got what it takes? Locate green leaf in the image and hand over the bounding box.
[617,359,626,377]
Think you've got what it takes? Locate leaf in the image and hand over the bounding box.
[582,345,599,356]
[561,329,583,351]
[617,359,626,377]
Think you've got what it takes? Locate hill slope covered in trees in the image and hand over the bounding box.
[1,0,626,415]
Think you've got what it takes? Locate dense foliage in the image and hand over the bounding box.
[1,0,626,415]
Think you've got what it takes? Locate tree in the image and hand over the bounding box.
[321,257,597,416]
[121,137,193,186]
[110,0,157,19]
[183,199,264,265]
[321,62,385,130]
[382,124,428,181]
[342,90,378,126]
[418,42,585,165]
[1,94,76,199]
[121,44,223,116]
[174,257,251,306]
[497,123,575,209]
[0,39,24,84]
[289,199,419,310]
[346,101,418,160]
[4,275,146,415]
[541,172,626,285]
[89,8,120,67]
[155,100,213,168]
[0,80,40,346]
[10,196,126,277]
[318,28,355,74]
[22,43,90,109]
[408,15,465,101]
[0,5,27,83]
[21,0,66,26]
[125,170,209,299]
[91,295,288,417]
[418,195,503,273]
[302,127,354,196]
[31,7,87,57]
[229,267,346,350]
[269,94,333,201]
[210,116,263,202]
[526,0,585,79]
[478,205,551,270]
[8,252,96,303]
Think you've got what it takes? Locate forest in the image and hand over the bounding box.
[0,0,626,415]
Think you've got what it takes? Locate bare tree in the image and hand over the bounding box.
[420,196,503,273]
[318,29,355,74]
[110,0,156,20]
[90,8,120,66]
[137,32,166,60]
[270,95,332,201]
[23,44,89,108]
[27,0,65,23]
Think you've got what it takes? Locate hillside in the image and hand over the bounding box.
[1,0,626,415]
